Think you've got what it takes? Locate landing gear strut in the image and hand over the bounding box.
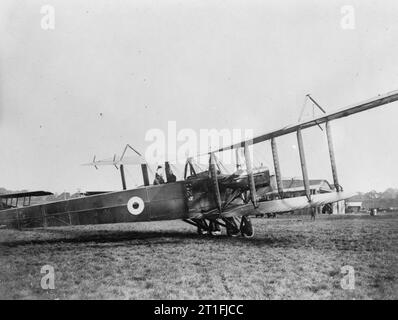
[184,216,254,238]
[223,217,240,237]
[187,218,222,236]
[209,220,221,236]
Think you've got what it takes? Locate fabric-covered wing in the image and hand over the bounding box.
[222,191,354,218]
[213,90,398,153]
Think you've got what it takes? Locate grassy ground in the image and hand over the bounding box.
[0,213,397,299]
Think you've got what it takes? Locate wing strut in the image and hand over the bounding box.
[235,148,241,170]
[120,164,127,190]
[325,121,340,191]
[271,138,284,198]
[141,164,150,186]
[209,153,222,212]
[244,144,258,207]
[296,128,311,202]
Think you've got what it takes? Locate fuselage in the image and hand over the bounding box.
[0,167,270,229]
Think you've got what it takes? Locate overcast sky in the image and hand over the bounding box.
[1,0,397,193]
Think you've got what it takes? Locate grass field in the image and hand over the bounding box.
[0,213,397,300]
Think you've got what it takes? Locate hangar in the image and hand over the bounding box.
[346,201,363,213]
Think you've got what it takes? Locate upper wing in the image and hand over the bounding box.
[0,191,53,199]
[213,90,398,153]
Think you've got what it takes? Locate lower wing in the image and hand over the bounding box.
[222,191,354,218]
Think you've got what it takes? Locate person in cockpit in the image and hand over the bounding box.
[153,165,165,185]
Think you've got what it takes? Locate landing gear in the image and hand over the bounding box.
[223,216,254,238]
[188,218,221,236]
[322,203,333,215]
[224,217,240,237]
[197,226,208,235]
[240,216,254,238]
[190,218,209,235]
[209,220,221,236]
[184,216,254,238]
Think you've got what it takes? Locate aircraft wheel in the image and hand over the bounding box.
[240,216,254,238]
[226,228,240,237]
[194,219,209,235]
[209,220,221,236]
[224,217,240,237]
[197,227,208,235]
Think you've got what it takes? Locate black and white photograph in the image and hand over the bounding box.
[0,0,397,304]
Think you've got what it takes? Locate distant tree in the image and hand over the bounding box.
[381,188,398,199]
[366,190,380,199]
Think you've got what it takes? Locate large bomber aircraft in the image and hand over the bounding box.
[0,90,397,238]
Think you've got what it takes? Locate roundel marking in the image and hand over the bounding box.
[127,196,145,215]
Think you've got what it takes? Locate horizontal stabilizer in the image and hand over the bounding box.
[82,155,145,167]
[82,144,146,167]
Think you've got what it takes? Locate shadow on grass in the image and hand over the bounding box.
[0,230,193,247]
[3,214,393,249]
[0,226,303,248]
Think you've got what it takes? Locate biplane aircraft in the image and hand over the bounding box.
[0,90,397,237]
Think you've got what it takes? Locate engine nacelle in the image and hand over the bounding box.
[220,166,270,190]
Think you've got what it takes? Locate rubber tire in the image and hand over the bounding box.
[240,216,254,238]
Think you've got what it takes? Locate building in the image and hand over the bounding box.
[346,201,362,213]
